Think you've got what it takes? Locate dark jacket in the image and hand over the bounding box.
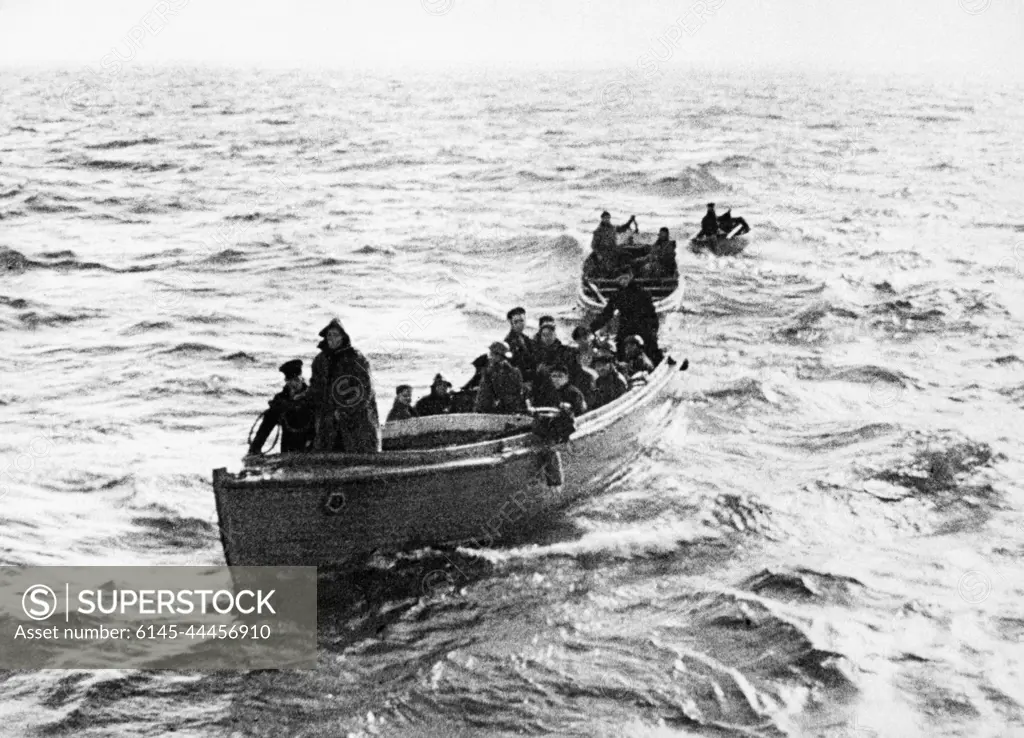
[414,391,452,417]
[309,326,381,453]
[590,221,631,256]
[504,329,537,383]
[474,359,527,414]
[532,378,587,417]
[564,347,597,407]
[700,210,719,237]
[619,351,655,377]
[534,338,569,375]
[386,399,418,423]
[650,237,677,276]
[592,370,629,410]
[589,282,659,343]
[249,380,315,454]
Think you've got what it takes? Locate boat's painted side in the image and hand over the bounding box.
[212,356,684,567]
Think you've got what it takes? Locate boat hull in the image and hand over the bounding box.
[213,356,685,567]
[689,235,748,257]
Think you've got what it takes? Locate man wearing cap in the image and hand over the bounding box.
[474,340,527,415]
[308,317,381,453]
[531,364,587,417]
[589,268,661,365]
[415,374,454,416]
[534,319,570,379]
[248,359,315,455]
[588,211,636,277]
[699,203,721,239]
[504,307,537,384]
[386,385,419,423]
[591,353,629,410]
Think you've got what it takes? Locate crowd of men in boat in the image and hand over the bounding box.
[247,205,749,456]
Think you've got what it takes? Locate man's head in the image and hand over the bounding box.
[549,365,570,389]
[488,340,512,364]
[600,211,611,225]
[658,227,670,240]
[506,306,526,333]
[624,335,643,356]
[279,359,303,392]
[431,374,452,397]
[539,323,556,346]
[707,202,716,212]
[395,384,413,405]
[571,326,592,347]
[593,353,614,376]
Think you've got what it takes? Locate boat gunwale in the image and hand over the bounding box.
[215,355,681,487]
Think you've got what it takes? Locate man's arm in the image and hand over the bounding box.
[615,215,636,233]
[589,292,619,333]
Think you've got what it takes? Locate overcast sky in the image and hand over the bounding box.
[0,0,1020,77]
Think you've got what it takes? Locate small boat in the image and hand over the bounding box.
[212,355,688,567]
[577,231,683,316]
[689,224,749,257]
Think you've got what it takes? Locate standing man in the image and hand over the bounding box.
[589,211,637,277]
[386,384,418,422]
[589,268,661,365]
[699,203,721,239]
[308,318,381,453]
[248,359,315,455]
[504,306,537,385]
[474,341,527,415]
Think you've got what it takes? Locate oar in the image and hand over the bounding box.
[586,280,608,306]
[726,223,744,240]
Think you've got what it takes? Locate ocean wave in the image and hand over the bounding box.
[73,157,178,174]
[24,194,82,214]
[84,137,162,150]
[645,163,728,197]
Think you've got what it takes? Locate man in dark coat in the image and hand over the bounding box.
[386,384,418,423]
[590,353,629,410]
[474,341,527,415]
[504,306,537,384]
[531,364,587,416]
[589,268,661,365]
[534,321,570,378]
[618,335,655,376]
[415,374,454,416]
[699,203,721,238]
[717,208,751,236]
[308,318,381,453]
[248,359,315,455]
[640,227,677,279]
[587,211,636,277]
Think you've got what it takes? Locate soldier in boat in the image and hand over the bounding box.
[450,355,489,412]
[473,340,527,415]
[717,208,751,236]
[386,384,418,423]
[530,364,587,417]
[309,318,382,453]
[698,203,721,239]
[589,267,662,365]
[566,326,598,408]
[248,359,315,455]
[590,353,629,410]
[535,320,571,380]
[584,211,636,279]
[618,335,655,377]
[415,374,454,416]
[504,306,537,385]
[638,227,677,279]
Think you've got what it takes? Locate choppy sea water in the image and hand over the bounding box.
[1,65,1023,737]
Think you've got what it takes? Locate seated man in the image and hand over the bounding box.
[717,208,751,236]
[249,359,315,454]
[534,320,569,378]
[461,354,489,392]
[639,227,677,279]
[531,364,587,417]
[415,374,454,416]
[617,335,655,377]
[590,353,629,410]
[474,341,527,415]
[386,384,418,422]
[504,306,537,384]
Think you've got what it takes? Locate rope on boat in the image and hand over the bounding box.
[247,410,279,454]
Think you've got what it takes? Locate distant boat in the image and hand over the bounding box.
[689,224,750,257]
[577,230,684,316]
[212,354,688,567]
